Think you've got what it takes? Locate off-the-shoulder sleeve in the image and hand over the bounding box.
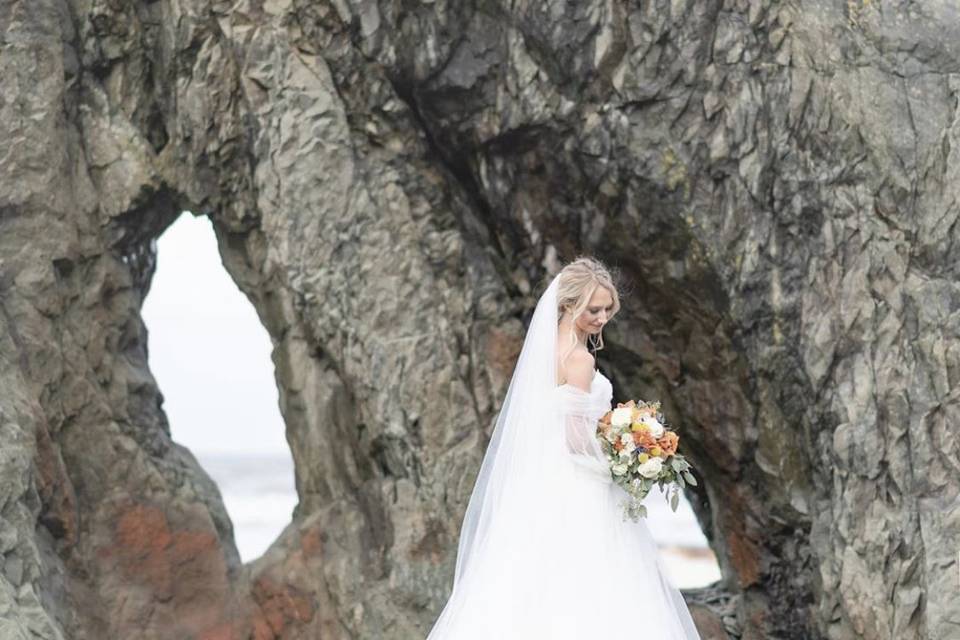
[556,386,610,476]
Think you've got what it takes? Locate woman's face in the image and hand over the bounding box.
[575,286,614,335]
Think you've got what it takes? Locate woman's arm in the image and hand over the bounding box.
[564,349,595,392]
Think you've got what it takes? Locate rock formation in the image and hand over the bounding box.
[1,0,957,638]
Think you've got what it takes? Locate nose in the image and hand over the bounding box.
[598,310,608,324]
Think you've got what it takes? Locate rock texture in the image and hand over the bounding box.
[1,0,958,639]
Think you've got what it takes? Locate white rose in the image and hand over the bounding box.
[637,457,663,478]
[641,416,665,438]
[611,407,633,427]
[612,463,629,476]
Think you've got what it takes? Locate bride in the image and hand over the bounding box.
[427,257,702,639]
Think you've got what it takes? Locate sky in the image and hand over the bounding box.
[141,213,289,456]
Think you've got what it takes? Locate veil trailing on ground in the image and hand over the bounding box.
[450,272,570,585]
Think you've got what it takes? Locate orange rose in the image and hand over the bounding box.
[616,400,637,409]
[632,429,658,449]
[613,440,624,452]
[658,431,679,456]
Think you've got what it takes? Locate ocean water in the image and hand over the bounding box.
[196,453,300,561]
[196,453,720,589]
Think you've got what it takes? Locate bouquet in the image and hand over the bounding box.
[596,399,697,521]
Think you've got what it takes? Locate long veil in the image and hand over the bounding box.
[425,270,596,638]
[451,272,566,586]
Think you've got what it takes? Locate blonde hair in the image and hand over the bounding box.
[556,256,621,366]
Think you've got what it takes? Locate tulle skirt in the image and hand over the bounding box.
[427,463,702,639]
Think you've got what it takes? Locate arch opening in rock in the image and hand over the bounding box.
[644,490,722,589]
[142,211,296,562]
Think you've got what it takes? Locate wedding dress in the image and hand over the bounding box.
[427,273,701,639]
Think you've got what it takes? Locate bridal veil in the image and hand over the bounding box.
[451,272,568,586]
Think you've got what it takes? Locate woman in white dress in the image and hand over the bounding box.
[427,257,702,639]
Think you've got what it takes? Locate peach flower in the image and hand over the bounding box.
[657,431,679,456]
[632,429,658,449]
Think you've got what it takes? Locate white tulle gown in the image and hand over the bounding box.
[427,369,702,639]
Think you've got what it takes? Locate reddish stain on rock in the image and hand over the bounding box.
[112,504,176,595]
[484,325,523,382]
[252,616,274,640]
[299,524,324,559]
[718,491,761,588]
[727,531,760,587]
[98,502,231,633]
[112,504,220,569]
[688,603,731,639]
[409,518,447,564]
[251,576,316,639]
[34,422,78,546]
[198,622,239,640]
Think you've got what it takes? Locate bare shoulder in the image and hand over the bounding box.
[564,347,595,392]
